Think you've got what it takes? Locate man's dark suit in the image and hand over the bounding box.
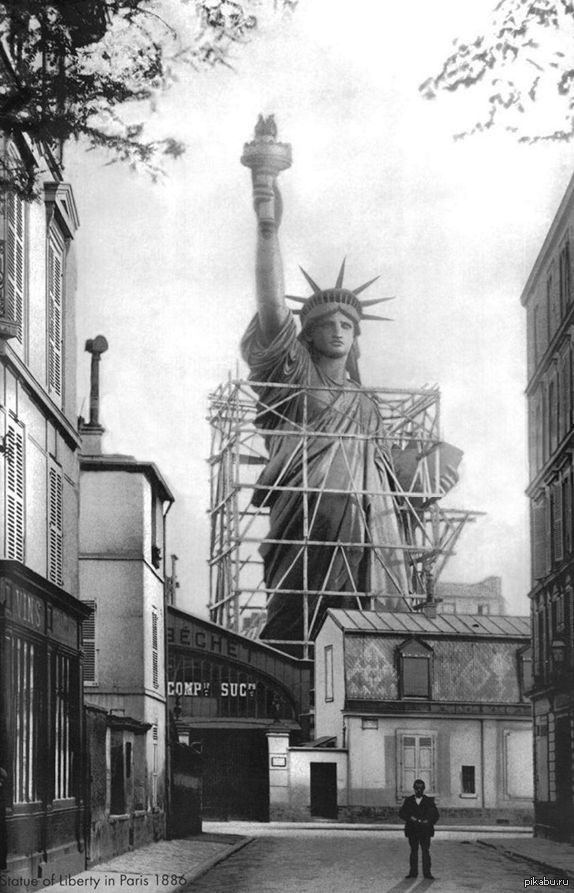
[398,792,439,878]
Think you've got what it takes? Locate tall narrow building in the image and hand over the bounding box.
[78,342,174,863]
[0,134,90,877]
[521,174,574,841]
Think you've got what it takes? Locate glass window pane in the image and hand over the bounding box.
[403,657,429,697]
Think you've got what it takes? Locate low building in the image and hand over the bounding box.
[267,609,533,824]
[78,384,174,864]
[167,607,312,821]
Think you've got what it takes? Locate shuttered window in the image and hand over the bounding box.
[549,375,558,455]
[553,479,564,564]
[48,461,64,586]
[399,732,436,795]
[47,232,64,405]
[545,488,552,575]
[4,189,25,342]
[82,601,97,684]
[5,418,24,562]
[560,349,571,438]
[152,722,159,807]
[152,608,159,689]
[559,239,572,316]
[565,471,573,557]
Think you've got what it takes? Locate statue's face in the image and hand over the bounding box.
[308,311,355,359]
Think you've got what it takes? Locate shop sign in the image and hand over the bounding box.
[167,616,254,664]
[0,581,44,631]
[168,680,257,698]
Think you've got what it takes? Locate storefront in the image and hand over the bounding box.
[167,608,312,821]
[0,562,90,879]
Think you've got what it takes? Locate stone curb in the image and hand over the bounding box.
[476,840,574,883]
[181,836,255,888]
[209,822,532,833]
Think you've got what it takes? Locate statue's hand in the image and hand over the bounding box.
[273,182,283,227]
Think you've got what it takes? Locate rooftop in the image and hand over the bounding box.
[325,609,530,638]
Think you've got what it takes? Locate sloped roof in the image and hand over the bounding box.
[325,609,530,639]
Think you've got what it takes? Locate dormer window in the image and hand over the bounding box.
[398,638,433,699]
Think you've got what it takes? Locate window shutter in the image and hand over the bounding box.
[535,391,543,472]
[48,234,64,404]
[48,462,63,586]
[545,488,552,575]
[549,375,558,454]
[560,351,570,439]
[82,602,96,684]
[6,419,25,562]
[5,190,24,341]
[553,480,563,564]
[565,472,573,556]
[152,608,159,689]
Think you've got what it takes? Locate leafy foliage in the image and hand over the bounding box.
[0,0,297,197]
[420,0,574,142]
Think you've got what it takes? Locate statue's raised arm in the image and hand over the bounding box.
[241,115,292,343]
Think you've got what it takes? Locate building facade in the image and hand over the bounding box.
[521,175,574,841]
[0,133,90,879]
[270,610,534,825]
[436,576,506,616]
[79,441,174,864]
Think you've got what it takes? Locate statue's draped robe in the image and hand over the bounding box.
[241,313,409,645]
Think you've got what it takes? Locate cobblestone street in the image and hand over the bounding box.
[188,830,569,893]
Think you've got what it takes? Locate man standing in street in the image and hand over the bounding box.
[399,778,439,879]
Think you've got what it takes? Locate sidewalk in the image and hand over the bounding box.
[477,837,574,882]
[43,834,253,892]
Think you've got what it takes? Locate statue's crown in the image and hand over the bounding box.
[286,259,394,328]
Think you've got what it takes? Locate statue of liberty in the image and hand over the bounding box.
[239,118,460,651]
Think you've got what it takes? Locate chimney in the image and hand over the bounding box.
[79,335,108,455]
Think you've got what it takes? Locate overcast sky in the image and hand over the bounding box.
[65,0,574,617]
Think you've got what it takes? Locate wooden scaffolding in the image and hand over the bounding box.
[208,376,480,657]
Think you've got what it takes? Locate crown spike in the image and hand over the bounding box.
[335,257,346,289]
[352,275,380,295]
[360,296,395,307]
[299,266,322,294]
[362,314,394,321]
